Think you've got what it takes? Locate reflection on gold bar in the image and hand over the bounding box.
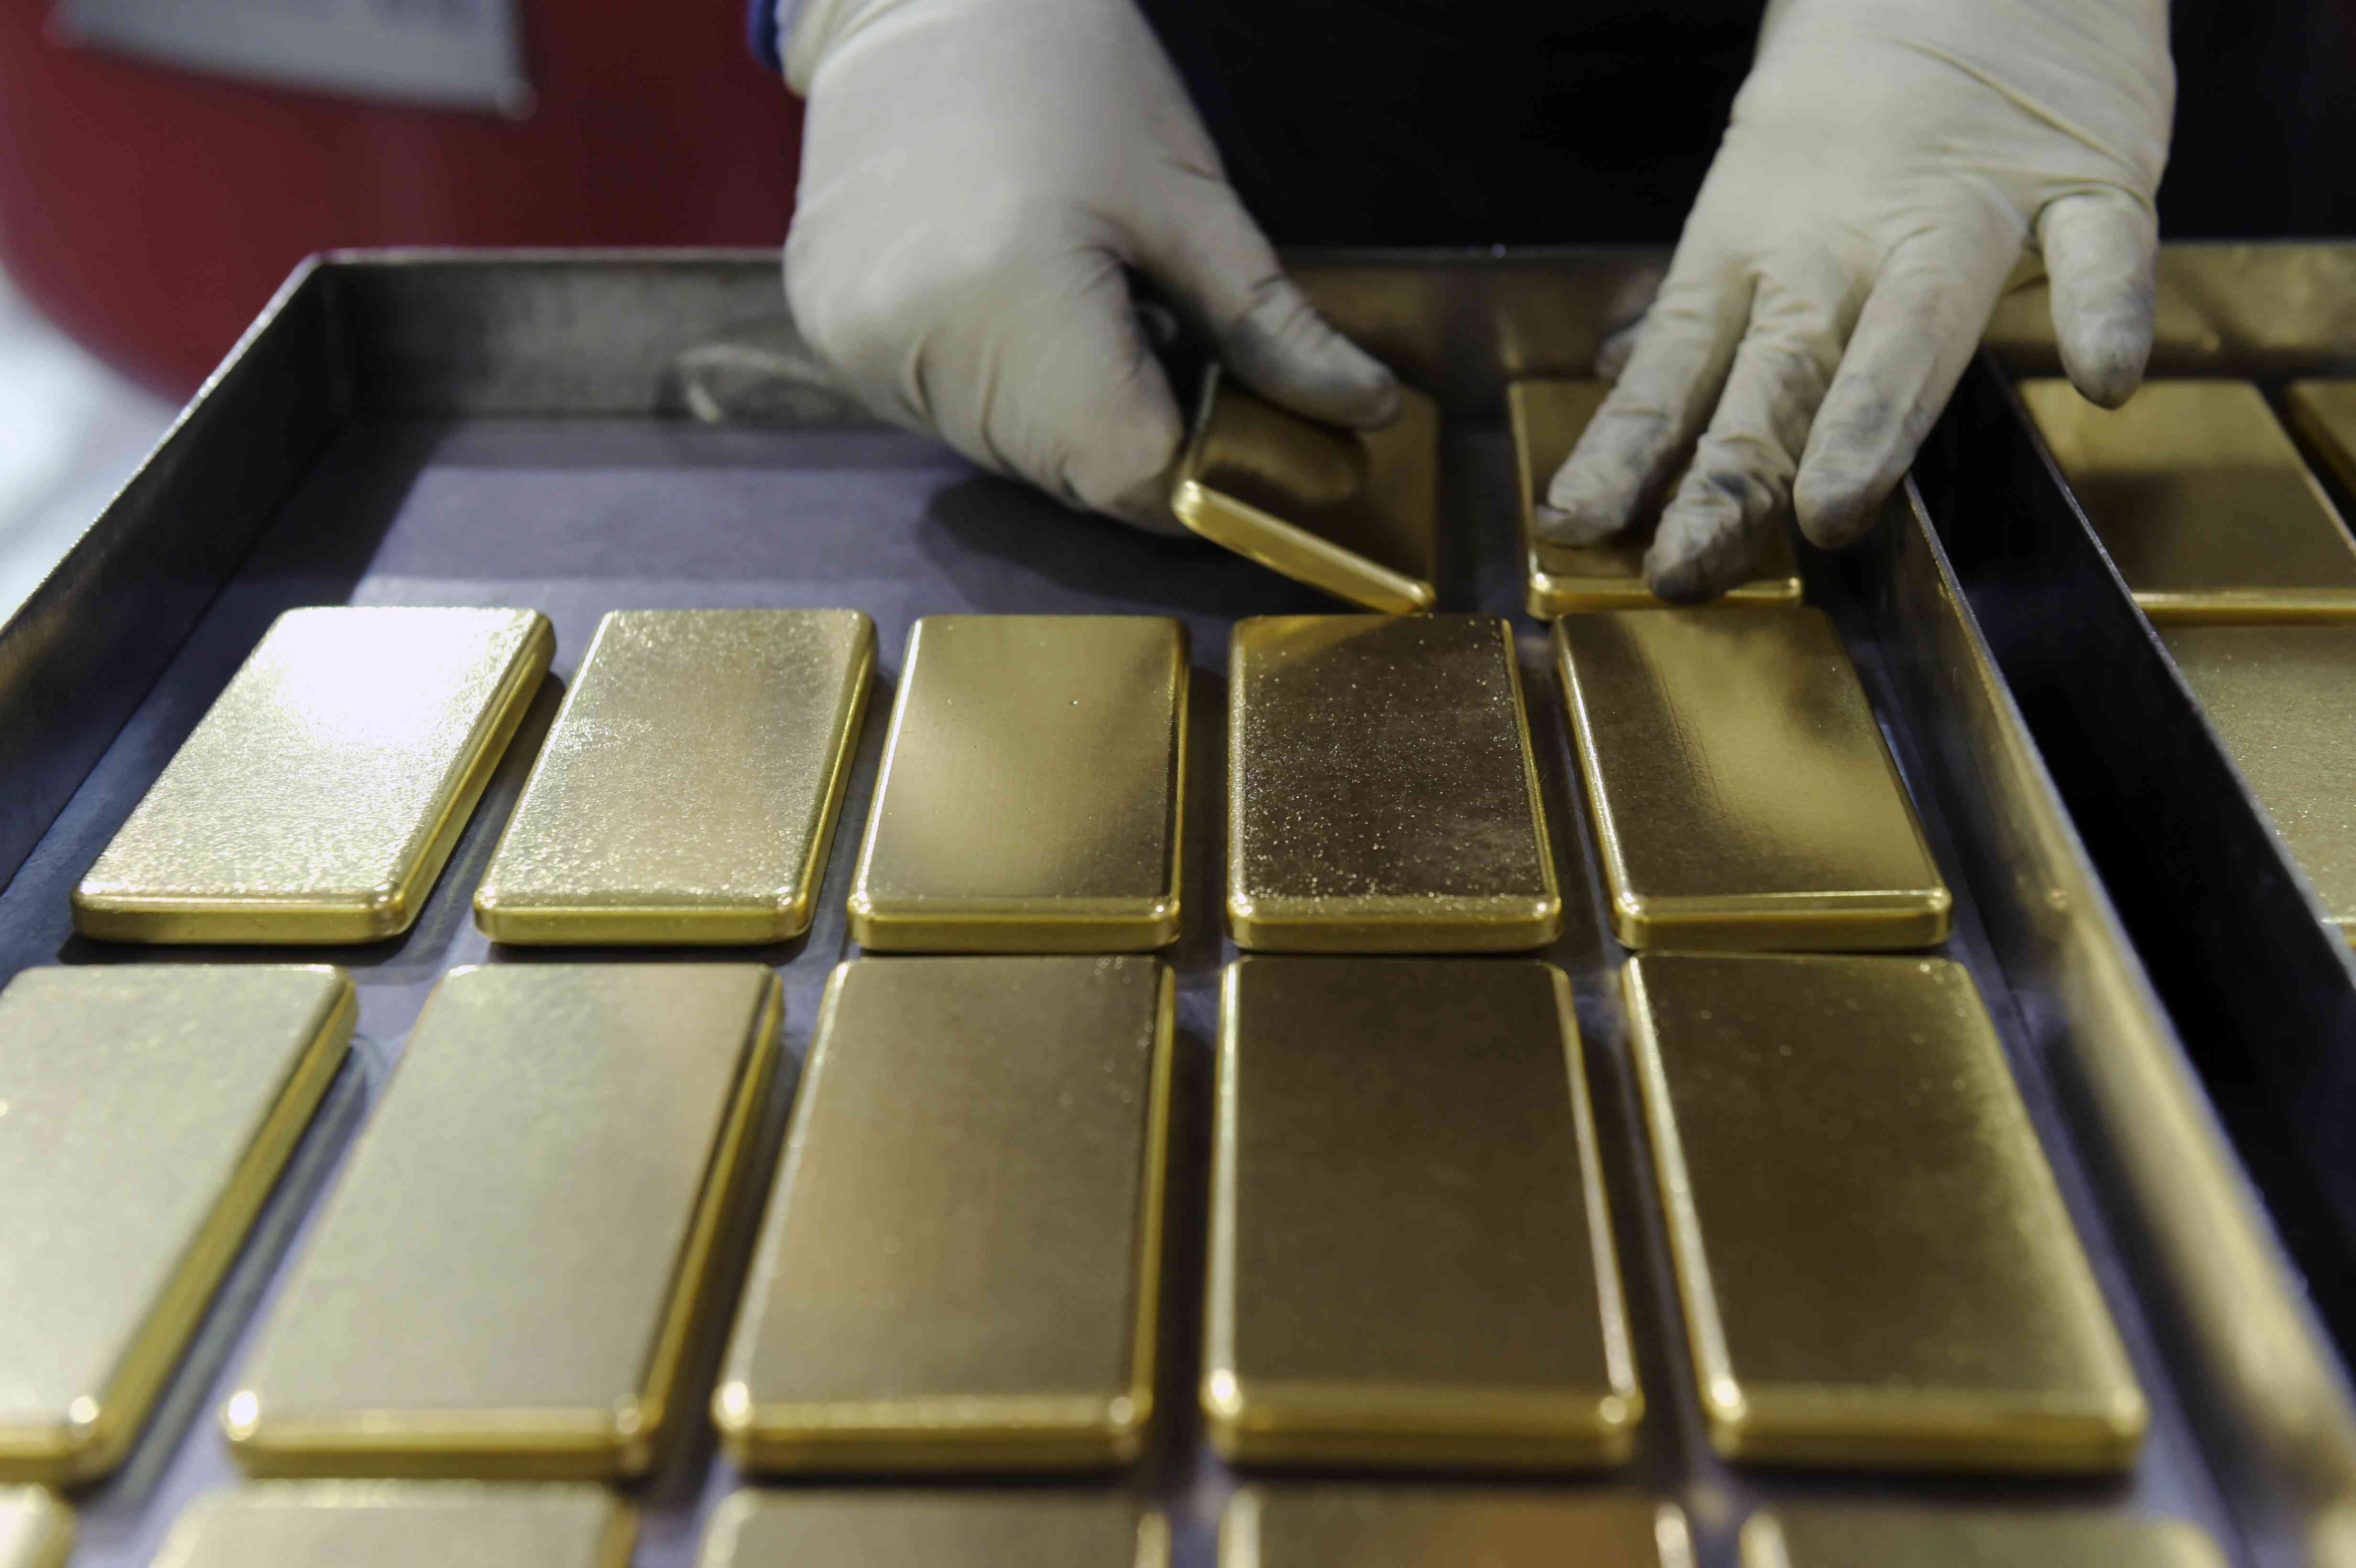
[74,607,553,944]
[0,1489,73,1568]
[2020,380,2356,622]
[1205,958,1638,1467]
[848,616,1186,952]
[1228,615,1561,952]
[1625,953,2146,1471]
[475,609,874,945]
[718,957,1171,1471]
[0,967,353,1485]
[1509,380,1803,619]
[698,1491,1166,1568]
[1555,608,1949,951]
[2289,380,2356,496]
[1741,1505,2226,1568]
[2158,626,2356,945]
[151,1484,635,1568]
[1222,1490,1691,1568]
[226,965,780,1479]
[1172,365,1439,613]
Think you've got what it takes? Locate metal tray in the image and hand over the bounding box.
[0,249,2349,1568]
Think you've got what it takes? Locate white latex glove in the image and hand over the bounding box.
[1540,0,2172,599]
[780,0,1400,533]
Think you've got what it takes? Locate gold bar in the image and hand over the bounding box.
[74,606,554,943]
[2158,625,2356,945]
[2020,379,2356,623]
[1625,952,2147,1471]
[151,1484,635,1568]
[0,966,354,1484]
[1741,1505,2225,1568]
[1205,957,1638,1467]
[2288,380,2356,496]
[225,964,781,1479]
[0,1490,72,1568]
[717,956,1172,1471]
[1509,380,1803,618]
[698,1491,1166,1568]
[1554,608,1950,951]
[848,616,1186,952]
[475,609,874,945]
[1228,615,1561,952]
[1222,1490,1691,1568]
[1172,366,1439,613]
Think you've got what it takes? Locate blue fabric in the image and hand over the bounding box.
[748,0,785,74]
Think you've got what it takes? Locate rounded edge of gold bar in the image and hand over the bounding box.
[1171,479,1435,615]
[2132,588,2356,624]
[1702,1386,2150,1474]
[473,897,816,947]
[1526,572,1806,621]
[0,1489,73,1568]
[1607,889,1953,954]
[218,1407,653,1482]
[1200,1375,1641,1470]
[711,1392,1150,1474]
[1225,896,1563,953]
[846,896,1184,954]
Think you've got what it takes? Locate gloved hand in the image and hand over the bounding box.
[779,0,1399,533]
[1540,0,2172,599]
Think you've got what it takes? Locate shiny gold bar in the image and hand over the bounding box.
[848,616,1186,952]
[698,1491,1166,1568]
[1509,380,1804,618]
[0,1490,72,1568]
[151,1484,635,1568]
[1555,608,1950,951]
[1741,1505,2226,1568]
[1205,957,1639,1467]
[1172,365,1439,612]
[225,964,780,1479]
[2158,625,2356,945]
[2020,379,2356,622]
[475,609,874,945]
[2289,380,2356,498]
[1625,952,2147,1471]
[74,606,554,944]
[1222,1490,1691,1568]
[0,966,354,1484]
[1228,615,1561,952]
[717,956,1172,1471]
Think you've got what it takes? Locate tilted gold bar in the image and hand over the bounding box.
[2158,625,2356,945]
[1228,615,1560,952]
[848,616,1187,952]
[0,966,354,1485]
[225,964,781,1479]
[1222,1490,1691,1568]
[73,606,552,944]
[1554,608,1950,951]
[150,1484,635,1568]
[1205,958,1638,1467]
[475,609,874,945]
[2020,379,2356,623]
[0,1490,73,1568]
[698,1491,1167,1568]
[1172,365,1439,612]
[1625,953,2147,1471]
[717,956,1172,1471]
[1509,380,1803,619]
[2288,380,2356,496]
[1741,1505,2225,1568]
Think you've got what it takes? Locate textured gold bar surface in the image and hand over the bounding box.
[2021,379,2356,622]
[0,1490,73,1568]
[0,966,354,1485]
[73,606,554,943]
[2160,625,2356,944]
[698,1490,1167,1568]
[718,956,1172,1471]
[1509,380,1803,618]
[2288,380,2356,495]
[1222,1489,1691,1568]
[849,616,1187,952]
[1228,615,1560,952]
[1205,957,1638,1467]
[226,964,781,1479]
[150,1483,636,1568]
[475,609,874,945]
[1741,1504,2226,1568]
[1554,608,1950,951]
[1625,952,2147,1471]
[1172,365,1439,612]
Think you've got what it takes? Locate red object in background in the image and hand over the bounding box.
[0,2,803,396]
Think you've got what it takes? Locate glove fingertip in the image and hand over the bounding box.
[2058,306,2152,410]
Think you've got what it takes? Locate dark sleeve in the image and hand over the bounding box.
[748,0,784,74]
